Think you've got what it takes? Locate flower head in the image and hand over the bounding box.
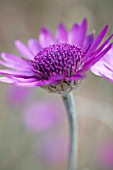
[0,18,112,94]
[90,45,113,82]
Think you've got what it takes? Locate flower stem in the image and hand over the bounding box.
[62,92,78,170]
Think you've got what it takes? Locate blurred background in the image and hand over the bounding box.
[0,0,113,170]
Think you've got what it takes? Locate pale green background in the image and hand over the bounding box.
[0,0,113,170]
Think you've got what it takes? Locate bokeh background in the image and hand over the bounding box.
[0,0,113,170]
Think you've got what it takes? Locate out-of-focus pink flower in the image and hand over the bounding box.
[23,101,65,132]
[34,135,68,164]
[6,85,29,106]
[90,45,113,82]
[96,140,113,168]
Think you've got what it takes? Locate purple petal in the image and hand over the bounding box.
[100,73,113,82]
[15,81,45,87]
[66,74,86,81]
[28,39,41,55]
[68,18,87,47]
[39,28,55,48]
[90,61,106,76]
[11,77,38,83]
[48,74,64,83]
[15,74,64,87]
[55,23,67,43]
[1,52,23,62]
[84,25,108,58]
[92,34,113,56]
[0,77,14,83]
[102,50,113,65]
[82,34,113,64]
[90,61,113,77]
[15,40,34,60]
[81,43,112,72]
[104,63,113,72]
[0,52,32,71]
[0,69,35,78]
[83,32,94,51]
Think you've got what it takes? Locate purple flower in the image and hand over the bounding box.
[0,18,112,94]
[90,45,113,82]
[22,101,64,132]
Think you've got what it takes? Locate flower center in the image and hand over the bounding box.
[31,43,84,79]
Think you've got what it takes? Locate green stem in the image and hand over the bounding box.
[62,92,78,170]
